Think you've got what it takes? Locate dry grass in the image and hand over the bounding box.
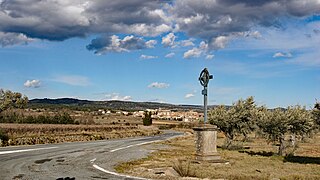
[0,123,160,146]
[0,108,167,146]
[115,132,320,180]
[92,113,143,125]
[172,159,196,177]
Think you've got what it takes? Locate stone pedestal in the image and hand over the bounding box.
[193,125,221,162]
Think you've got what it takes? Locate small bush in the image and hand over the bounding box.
[0,128,9,146]
[172,159,196,177]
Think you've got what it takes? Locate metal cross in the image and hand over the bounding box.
[199,68,213,124]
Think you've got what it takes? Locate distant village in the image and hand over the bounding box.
[97,109,203,122]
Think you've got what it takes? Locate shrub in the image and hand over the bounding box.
[0,128,9,146]
[143,111,152,126]
[0,89,28,113]
[172,159,196,177]
[0,110,76,124]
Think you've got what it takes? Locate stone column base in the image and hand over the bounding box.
[195,152,221,161]
[193,125,224,163]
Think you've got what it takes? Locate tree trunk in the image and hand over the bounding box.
[225,134,233,149]
[242,133,249,142]
[278,135,286,156]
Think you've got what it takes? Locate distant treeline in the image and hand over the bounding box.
[28,98,207,112]
[0,111,76,124]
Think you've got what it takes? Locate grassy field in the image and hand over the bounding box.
[0,123,160,146]
[0,109,165,146]
[0,108,190,147]
[116,131,320,180]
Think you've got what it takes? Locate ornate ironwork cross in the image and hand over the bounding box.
[199,68,213,124]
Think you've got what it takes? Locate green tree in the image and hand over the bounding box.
[0,89,28,113]
[313,101,320,128]
[230,96,258,141]
[258,106,314,156]
[286,105,314,150]
[257,108,288,156]
[143,111,153,126]
[0,89,28,145]
[209,105,234,147]
[209,96,259,148]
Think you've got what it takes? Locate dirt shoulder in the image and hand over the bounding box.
[115,130,320,180]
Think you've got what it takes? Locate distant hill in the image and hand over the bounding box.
[29,98,91,105]
[28,98,212,112]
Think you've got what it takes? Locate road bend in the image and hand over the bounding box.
[0,130,183,180]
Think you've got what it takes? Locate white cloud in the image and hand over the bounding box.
[130,24,172,37]
[87,35,156,54]
[162,33,176,47]
[1,0,319,54]
[287,51,320,67]
[105,93,132,101]
[165,52,175,58]
[249,31,262,39]
[0,32,34,47]
[148,82,170,89]
[273,52,293,58]
[185,93,195,99]
[222,22,320,68]
[183,41,210,59]
[140,54,158,59]
[52,75,90,86]
[24,80,41,88]
[172,0,320,50]
[206,54,214,60]
[180,39,195,47]
[0,1,172,42]
[210,36,230,50]
[146,40,157,48]
[183,47,202,59]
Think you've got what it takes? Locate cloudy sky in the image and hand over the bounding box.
[0,0,319,108]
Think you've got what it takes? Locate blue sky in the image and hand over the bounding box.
[0,0,319,108]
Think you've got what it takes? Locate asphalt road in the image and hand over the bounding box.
[0,130,183,180]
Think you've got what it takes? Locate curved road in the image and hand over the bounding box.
[0,130,183,180]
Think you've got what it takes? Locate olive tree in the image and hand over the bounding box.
[313,101,320,128]
[286,105,314,149]
[209,96,259,148]
[209,105,233,147]
[258,106,313,156]
[229,96,258,141]
[257,108,289,156]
